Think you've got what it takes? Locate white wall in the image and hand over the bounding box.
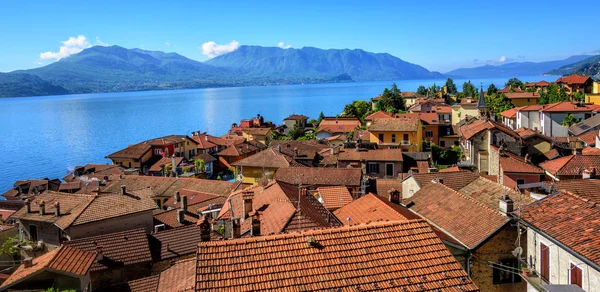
[401,177,420,199]
[527,228,600,291]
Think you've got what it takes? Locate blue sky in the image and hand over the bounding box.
[1,0,599,73]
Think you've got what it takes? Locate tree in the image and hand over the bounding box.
[445,78,458,94]
[195,159,205,174]
[573,91,586,102]
[562,114,582,127]
[416,85,427,95]
[505,78,524,89]
[538,84,569,104]
[378,83,406,112]
[317,111,325,124]
[0,236,19,258]
[462,81,478,97]
[288,124,306,140]
[342,100,370,120]
[429,82,440,97]
[485,93,514,118]
[487,83,498,95]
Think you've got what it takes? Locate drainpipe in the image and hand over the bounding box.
[466,251,473,276]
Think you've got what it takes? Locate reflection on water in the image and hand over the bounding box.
[0,76,555,191]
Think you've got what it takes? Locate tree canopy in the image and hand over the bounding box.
[487,84,498,95]
[538,84,569,104]
[376,83,407,112]
[445,78,457,94]
[562,113,582,127]
[462,81,478,97]
[416,85,427,95]
[342,100,371,120]
[485,93,514,118]
[505,78,524,89]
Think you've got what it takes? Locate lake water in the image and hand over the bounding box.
[0,75,557,191]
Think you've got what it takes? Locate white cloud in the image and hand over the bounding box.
[165,42,171,47]
[95,37,109,47]
[277,42,292,49]
[498,56,507,63]
[40,35,91,60]
[200,40,239,58]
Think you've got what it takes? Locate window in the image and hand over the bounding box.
[403,134,409,144]
[29,225,38,241]
[493,259,522,284]
[378,134,384,143]
[367,162,379,174]
[385,163,394,177]
[391,134,396,143]
[570,263,582,288]
[516,178,525,186]
[446,128,451,135]
[426,130,433,138]
[440,141,446,147]
[541,243,550,281]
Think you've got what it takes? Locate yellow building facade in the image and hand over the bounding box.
[368,125,423,152]
[451,104,479,125]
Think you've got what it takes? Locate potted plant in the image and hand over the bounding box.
[521,265,532,277]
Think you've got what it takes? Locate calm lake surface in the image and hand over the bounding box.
[0,76,557,191]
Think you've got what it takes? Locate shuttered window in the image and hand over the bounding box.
[541,243,550,281]
[570,264,582,288]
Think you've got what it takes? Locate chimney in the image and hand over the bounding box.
[23,258,32,268]
[250,211,262,236]
[191,131,196,136]
[96,246,104,261]
[198,216,211,242]
[39,200,45,215]
[177,209,185,224]
[242,191,254,219]
[171,154,177,170]
[277,145,282,152]
[499,195,514,215]
[205,135,209,141]
[330,147,334,155]
[121,185,126,195]
[583,167,596,179]
[232,218,240,238]
[54,202,60,217]
[388,189,400,204]
[174,191,180,205]
[25,199,31,213]
[181,195,188,212]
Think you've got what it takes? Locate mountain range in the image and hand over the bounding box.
[547,55,600,78]
[0,45,442,98]
[445,55,593,78]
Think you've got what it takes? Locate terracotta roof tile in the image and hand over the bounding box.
[550,180,600,202]
[374,179,403,197]
[539,155,600,176]
[405,182,509,249]
[491,146,544,174]
[0,246,97,290]
[162,190,224,210]
[410,170,480,191]
[334,194,418,225]
[368,115,420,132]
[335,148,403,162]
[126,274,159,292]
[525,81,551,87]
[150,225,222,262]
[364,110,392,121]
[316,117,361,134]
[500,106,525,119]
[285,114,309,121]
[577,131,597,146]
[519,191,600,266]
[191,133,219,149]
[100,176,240,198]
[582,146,600,155]
[231,148,301,168]
[498,86,524,93]
[153,208,200,229]
[148,157,184,173]
[157,258,195,292]
[515,104,543,112]
[316,186,353,211]
[439,166,461,172]
[64,228,152,272]
[106,142,152,160]
[195,220,479,291]
[556,73,592,85]
[63,164,124,182]
[274,167,362,187]
[194,153,217,163]
[503,92,540,99]
[458,177,535,210]
[10,191,95,229]
[540,101,594,113]
[543,148,560,159]
[72,189,157,226]
[460,119,519,140]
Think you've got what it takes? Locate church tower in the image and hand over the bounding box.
[476,84,488,120]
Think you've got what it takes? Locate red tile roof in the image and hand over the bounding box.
[543,148,560,159]
[231,148,306,168]
[439,166,461,172]
[458,176,535,211]
[578,131,597,146]
[191,133,219,149]
[126,274,159,292]
[157,258,196,292]
[539,155,600,176]
[274,167,362,187]
[63,164,124,182]
[498,86,524,93]
[64,228,152,272]
[519,191,600,266]
[551,180,600,202]
[153,208,200,229]
[459,119,520,140]
[503,92,540,99]
[525,81,551,87]
[100,176,241,198]
[364,110,392,121]
[316,186,353,211]
[284,114,309,121]
[0,246,97,290]
[418,112,440,125]
[374,178,403,197]
[335,148,403,162]
[317,117,361,134]
[150,225,222,262]
[368,114,420,132]
[334,193,418,226]
[556,74,592,85]
[540,101,594,113]
[491,146,544,174]
[195,220,479,291]
[405,182,510,249]
[410,170,480,191]
[162,189,223,209]
[515,104,543,112]
[148,156,184,172]
[582,146,600,155]
[500,107,520,118]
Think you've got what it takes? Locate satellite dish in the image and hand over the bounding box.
[512,247,523,258]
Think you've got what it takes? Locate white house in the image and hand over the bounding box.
[519,191,600,291]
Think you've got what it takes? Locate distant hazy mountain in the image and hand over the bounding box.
[0,73,68,97]
[446,55,592,78]
[205,45,444,81]
[1,45,443,98]
[547,55,600,78]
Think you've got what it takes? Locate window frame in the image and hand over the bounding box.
[367,162,379,174]
[540,242,550,282]
[516,178,525,186]
[28,224,38,242]
[492,258,522,285]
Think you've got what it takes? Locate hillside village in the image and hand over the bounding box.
[1,73,600,291]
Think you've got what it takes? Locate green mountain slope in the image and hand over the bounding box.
[547,55,600,78]
[0,73,69,97]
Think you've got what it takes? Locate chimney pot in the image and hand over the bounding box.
[199,216,211,242]
[121,185,126,195]
[25,199,31,213]
[499,195,514,214]
[54,202,60,217]
[250,211,261,236]
[23,258,32,268]
[177,209,185,224]
[181,195,188,212]
[242,191,254,219]
[39,200,45,216]
[388,189,400,204]
[174,191,180,204]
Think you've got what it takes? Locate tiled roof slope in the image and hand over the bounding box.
[577,131,597,146]
[556,73,591,85]
[492,146,544,174]
[364,110,392,121]
[126,274,159,292]
[458,177,535,211]
[64,228,152,272]
[334,193,418,226]
[72,190,157,226]
[539,155,600,176]
[150,225,222,261]
[540,101,594,113]
[157,258,196,292]
[106,142,152,159]
[570,114,600,136]
[374,179,403,197]
[0,246,96,290]
[519,191,600,266]
[231,148,303,168]
[335,148,403,162]
[270,140,330,160]
[10,191,95,229]
[153,208,200,229]
[316,186,353,210]
[368,115,420,132]
[410,170,480,191]
[551,180,600,202]
[101,176,240,198]
[460,119,519,140]
[274,167,362,186]
[63,164,124,182]
[195,220,479,291]
[405,182,509,249]
[162,189,223,209]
